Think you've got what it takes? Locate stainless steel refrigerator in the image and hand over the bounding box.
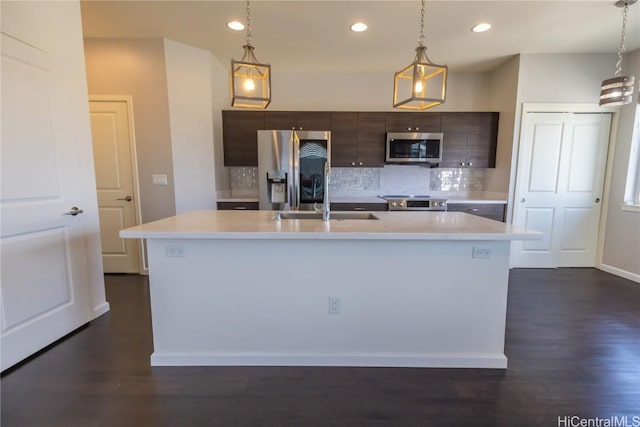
[257,130,331,211]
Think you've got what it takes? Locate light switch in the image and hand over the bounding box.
[152,174,168,186]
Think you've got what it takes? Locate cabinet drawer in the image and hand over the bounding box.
[217,202,259,210]
[448,203,505,222]
[331,203,388,212]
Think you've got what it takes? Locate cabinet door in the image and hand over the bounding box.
[331,202,388,211]
[217,202,259,210]
[466,113,498,168]
[413,113,441,132]
[385,112,414,132]
[330,112,359,166]
[297,112,330,131]
[440,113,469,167]
[264,111,331,130]
[358,112,385,167]
[448,203,505,222]
[264,111,298,130]
[222,111,264,166]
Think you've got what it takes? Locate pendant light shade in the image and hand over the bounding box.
[393,0,447,110]
[599,0,636,107]
[231,0,271,109]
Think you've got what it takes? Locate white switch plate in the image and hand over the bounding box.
[152,174,168,186]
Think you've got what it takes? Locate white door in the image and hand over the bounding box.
[512,113,611,268]
[90,99,140,273]
[1,4,101,371]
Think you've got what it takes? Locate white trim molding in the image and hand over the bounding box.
[599,263,640,284]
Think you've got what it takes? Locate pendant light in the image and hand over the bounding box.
[393,0,447,110]
[230,0,271,109]
[599,0,636,107]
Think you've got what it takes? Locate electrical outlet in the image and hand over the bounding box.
[328,296,341,314]
[166,245,185,257]
[472,247,492,259]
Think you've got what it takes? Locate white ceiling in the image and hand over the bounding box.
[80,0,640,73]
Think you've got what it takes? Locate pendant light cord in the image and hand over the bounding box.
[615,2,629,77]
[418,0,426,48]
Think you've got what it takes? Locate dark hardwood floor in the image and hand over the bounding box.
[2,269,639,427]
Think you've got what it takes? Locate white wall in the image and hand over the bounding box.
[265,70,493,112]
[601,49,640,280]
[164,39,216,213]
[210,54,231,193]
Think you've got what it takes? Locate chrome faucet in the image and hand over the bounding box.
[323,161,330,221]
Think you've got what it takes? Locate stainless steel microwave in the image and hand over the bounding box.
[385,132,443,164]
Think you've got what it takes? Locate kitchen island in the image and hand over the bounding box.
[120,210,541,369]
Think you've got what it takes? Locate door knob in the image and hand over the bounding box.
[117,195,133,202]
[595,198,600,203]
[520,198,525,203]
[64,206,84,216]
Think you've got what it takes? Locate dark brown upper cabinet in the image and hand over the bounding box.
[385,112,441,133]
[264,111,331,131]
[330,112,385,167]
[222,111,265,166]
[222,110,497,168]
[440,112,498,168]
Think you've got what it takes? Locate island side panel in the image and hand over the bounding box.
[146,238,510,368]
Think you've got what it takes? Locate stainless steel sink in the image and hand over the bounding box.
[278,211,379,220]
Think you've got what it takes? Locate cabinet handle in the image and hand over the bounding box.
[234,206,247,210]
[407,127,412,131]
[415,127,419,131]
[351,162,356,166]
[467,162,473,166]
[354,207,366,211]
[466,208,479,212]
[359,162,363,166]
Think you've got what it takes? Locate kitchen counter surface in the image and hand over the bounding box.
[120,209,539,241]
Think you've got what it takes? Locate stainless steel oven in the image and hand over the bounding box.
[379,195,448,211]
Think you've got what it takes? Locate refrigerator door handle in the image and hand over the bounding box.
[292,131,300,210]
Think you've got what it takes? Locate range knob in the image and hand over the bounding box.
[391,201,397,207]
[399,202,406,207]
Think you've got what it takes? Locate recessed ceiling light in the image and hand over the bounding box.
[471,23,492,33]
[350,22,368,32]
[227,21,245,31]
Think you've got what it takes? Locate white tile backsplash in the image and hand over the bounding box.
[229,165,484,198]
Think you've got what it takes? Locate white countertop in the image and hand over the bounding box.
[120,210,540,241]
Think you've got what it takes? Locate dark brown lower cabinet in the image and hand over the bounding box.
[447,203,505,222]
[217,202,259,210]
[330,203,388,212]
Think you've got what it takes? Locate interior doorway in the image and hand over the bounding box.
[89,96,142,273]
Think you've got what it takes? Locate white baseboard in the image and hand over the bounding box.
[150,352,508,369]
[598,264,640,283]
[92,302,110,319]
